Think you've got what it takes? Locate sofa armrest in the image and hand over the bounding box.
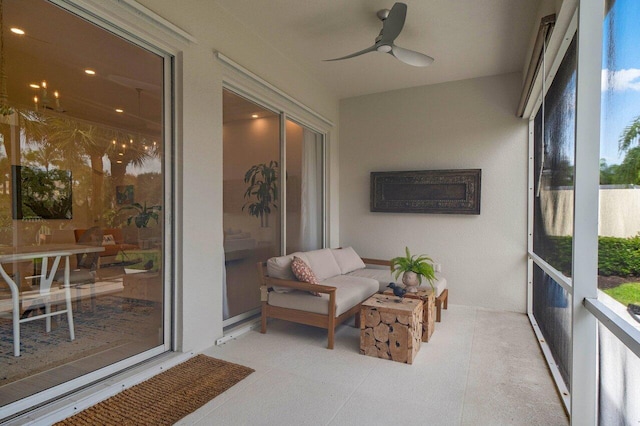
[257,261,337,296]
[265,277,336,294]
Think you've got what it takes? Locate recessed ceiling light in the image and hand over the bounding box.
[116,160,123,164]
[10,28,25,35]
[29,83,40,89]
[251,114,259,119]
[115,108,124,113]
[84,69,96,75]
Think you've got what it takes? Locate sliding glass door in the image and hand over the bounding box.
[222,90,281,321]
[222,89,325,324]
[0,0,170,414]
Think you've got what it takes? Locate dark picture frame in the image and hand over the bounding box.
[116,185,135,205]
[370,169,481,214]
[12,165,73,220]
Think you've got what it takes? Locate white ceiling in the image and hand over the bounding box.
[214,0,542,99]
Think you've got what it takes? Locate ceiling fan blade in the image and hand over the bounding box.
[390,45,434,67]
[324,45,376,62]
[380,2,407,44]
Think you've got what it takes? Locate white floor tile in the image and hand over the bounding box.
[175,305,567,425]
[197,369,355,425]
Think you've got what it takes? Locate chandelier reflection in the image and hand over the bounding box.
[32,81,63,112]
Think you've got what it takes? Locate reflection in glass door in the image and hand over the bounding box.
[222,90,281,321]
[0,0,168,413]
[222,90,325,324]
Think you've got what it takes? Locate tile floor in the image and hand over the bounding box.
[177,305,569,426]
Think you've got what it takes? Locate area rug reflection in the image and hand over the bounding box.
[55,355,254,425]
[0,295,161,385]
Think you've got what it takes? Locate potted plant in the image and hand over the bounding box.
[118,202,162,228]
[390,247,436,293]
[243,160,278,227]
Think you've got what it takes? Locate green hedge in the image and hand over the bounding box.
[545,235,640,276]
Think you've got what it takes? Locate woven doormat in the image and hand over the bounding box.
[55,355,254,425]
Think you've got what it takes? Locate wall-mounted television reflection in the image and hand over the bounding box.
[12,165,73,220]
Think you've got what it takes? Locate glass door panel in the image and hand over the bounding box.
[222,90,281,321]
[0,0,167,410]
[285,120,323,254]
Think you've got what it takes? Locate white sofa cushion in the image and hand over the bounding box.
[303,248,342,281]
[347,267,395,292]
[267,275,378,316]
[432,276,447,298]
[331,247,366,274]
[348,267,448,296]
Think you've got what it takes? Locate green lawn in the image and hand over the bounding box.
[603,282,640,306]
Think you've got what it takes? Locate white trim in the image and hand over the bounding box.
[162,48,175,352]
[528,313,571,413]
[570,0,603,423]
[322,132,329,248]
[216,319,261,345]
[527,119,535,315]
[111,0,196,43]
[528,252,573,294]
[222,309,260,328]
[216,52,334,128]
[584,298,640,359]
[281,113,288,255]
[51,0,196,52]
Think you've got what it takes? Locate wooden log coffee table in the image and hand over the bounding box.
[360,294,423,364]
[383,286,436,342]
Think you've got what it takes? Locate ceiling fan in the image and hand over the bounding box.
[324,2,434,67]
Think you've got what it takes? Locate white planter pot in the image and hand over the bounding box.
[402,271,420,293]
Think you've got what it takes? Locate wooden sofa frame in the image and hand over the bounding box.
[257,261,376,349]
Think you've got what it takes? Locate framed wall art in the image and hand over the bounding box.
[116,185,135,205]
[370,169,481,215]
[12,165,73,220]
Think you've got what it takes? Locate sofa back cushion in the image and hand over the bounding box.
[267,252,309,280]
[331,247,366,274]
[303,248,342,281]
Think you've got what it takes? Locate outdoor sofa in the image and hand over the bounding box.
[257,247,448,349]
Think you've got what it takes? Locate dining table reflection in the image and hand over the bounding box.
[0,243,104,356]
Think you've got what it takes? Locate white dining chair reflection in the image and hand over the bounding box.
[0,250,75,357]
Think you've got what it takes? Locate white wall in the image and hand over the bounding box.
[542,188,640,238]
[339,73,528,312]
[131,0,340,351]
